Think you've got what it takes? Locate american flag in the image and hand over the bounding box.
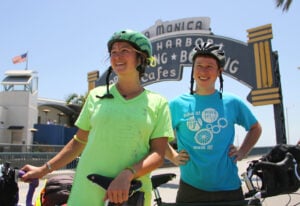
[12,53,27,64]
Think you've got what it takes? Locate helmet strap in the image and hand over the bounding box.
[97,66,114,99]
[136,65,145,78]
[190,63,195,95]
[219,72,224,99]
[136,54,147,78]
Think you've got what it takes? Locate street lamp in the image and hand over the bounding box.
[285,104,296,144]
[43,109,50,124]
[29,128,38,152]
[57,112,65,125]
[285,107,290,144]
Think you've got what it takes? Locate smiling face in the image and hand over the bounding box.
[193,56,222,95]
[110,41,140,78]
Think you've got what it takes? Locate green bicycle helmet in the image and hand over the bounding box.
[190,42,226,68]
[190,42,225,98]
[98,30,154,99]
[107,29,152,59]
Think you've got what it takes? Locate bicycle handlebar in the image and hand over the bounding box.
[244,152,299,199]
[1,162,39,206]
[151,173,176,189]
[255,152,294,169]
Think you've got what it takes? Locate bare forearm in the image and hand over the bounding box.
[135,150,165,177]
[239,122,262,157]
[165,143,178,163]
[46,138,85,171]
[21,134,86,181]
[125,138,168,180]
[45,129,88,173]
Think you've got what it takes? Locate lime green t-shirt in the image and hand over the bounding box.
[67,84,174,206]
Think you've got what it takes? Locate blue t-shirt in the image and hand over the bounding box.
[170,90,258,191]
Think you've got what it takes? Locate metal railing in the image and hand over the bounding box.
[0,143,64,153]
[0,152,79,169]
[0,144,78,169]
[0,143,272,170]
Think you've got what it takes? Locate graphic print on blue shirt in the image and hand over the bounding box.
[185,107,228,149]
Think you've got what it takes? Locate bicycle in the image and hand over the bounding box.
[88,151,300,206]
[0,162,39,206]
[88,170,260,206]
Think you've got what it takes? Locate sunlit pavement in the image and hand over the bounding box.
[18,155,300,205]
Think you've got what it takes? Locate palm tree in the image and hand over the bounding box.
[65,93,87,126]
[65,93,86,106]
[276,0,293,12]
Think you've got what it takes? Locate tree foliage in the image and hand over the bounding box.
[276,0,293,12]
[65,93,86,106]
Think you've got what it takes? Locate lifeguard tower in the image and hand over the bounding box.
[0,70,38,151]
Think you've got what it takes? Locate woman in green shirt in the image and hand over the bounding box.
[21,29,174,206]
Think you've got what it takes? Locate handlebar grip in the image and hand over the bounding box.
[18,170,26,177]
[18,170,39,206]
[18,170,39,187]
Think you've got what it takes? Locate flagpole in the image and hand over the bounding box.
[25,51,29,70]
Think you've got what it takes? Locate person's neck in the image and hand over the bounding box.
[195,88,216,95]
[116,81,144,99]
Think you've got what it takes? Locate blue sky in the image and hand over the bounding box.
[1,0,299,146]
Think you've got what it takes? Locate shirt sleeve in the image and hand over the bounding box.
[74,91,94,131]
[150,96,174,142]
[236,97,258,131]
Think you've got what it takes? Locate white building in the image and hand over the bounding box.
[0,70,80,150]
[0,70,38,146]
